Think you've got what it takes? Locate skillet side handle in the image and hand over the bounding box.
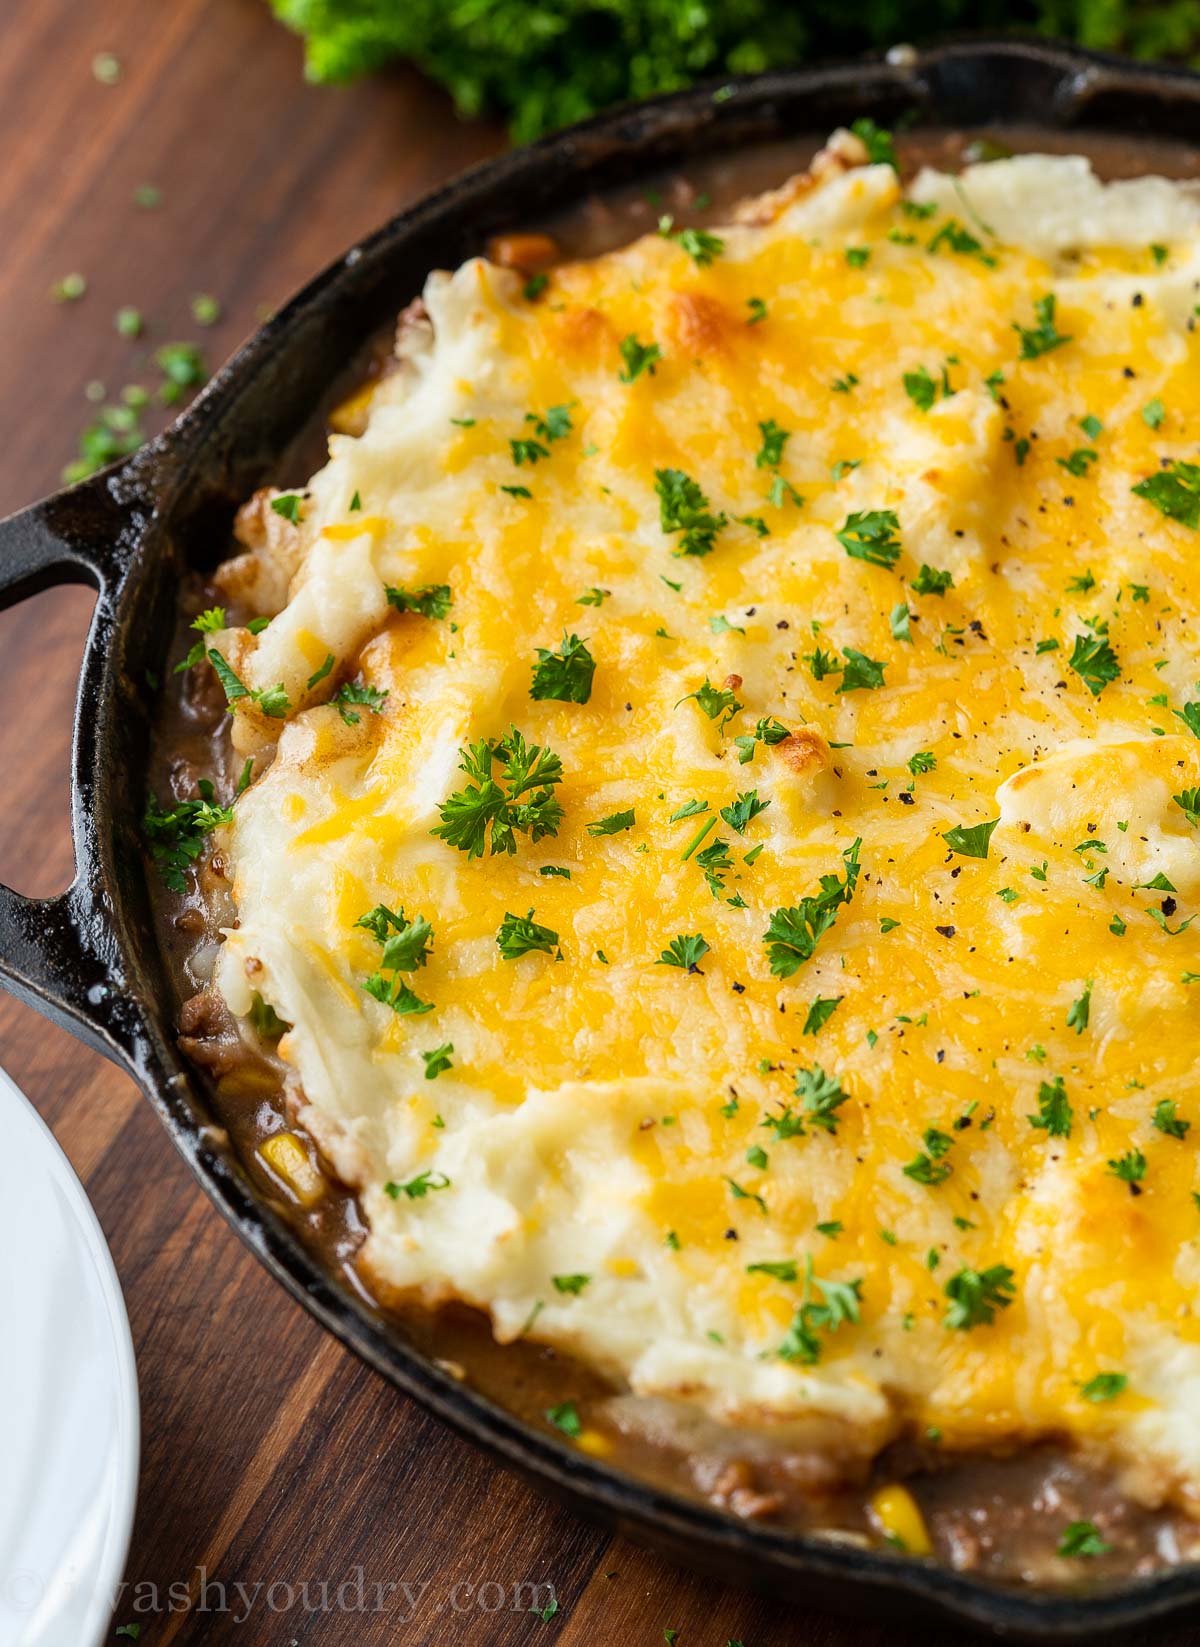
[0,474,137,1064]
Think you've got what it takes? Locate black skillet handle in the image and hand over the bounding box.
[0,470,140,1063]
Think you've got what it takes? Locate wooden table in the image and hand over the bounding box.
[0,5,1165,1644]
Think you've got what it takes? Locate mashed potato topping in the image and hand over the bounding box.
[206,137,1200,1507]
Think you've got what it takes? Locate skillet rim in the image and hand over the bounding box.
[4,35,1200,1638]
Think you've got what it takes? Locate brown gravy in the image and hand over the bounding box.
[149,125,1200,1586]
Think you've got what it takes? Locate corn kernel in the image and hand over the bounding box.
[259,1131,325,1206]
[869,1484,932,1556]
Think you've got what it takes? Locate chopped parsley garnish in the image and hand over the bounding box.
[618,334,661,382]
[836,509,901,569]
[657,216,724,267]
[334,681,388,724]
[497,909,559,959]
[522,273,548,301]
[851,117,897,169]
[837,647,887,693]
[794,1063,851,1132]
[720,790,769,834]
[762,838,861,978]
[903,1129,954,1187]
[1080,1372,1127,1403]
[142,781,234,891]
[1152,1099,1190,1139]
[890,603,913,643]
[734,716,790,765]
[655,467,727,557]
[677,676,742,731]
[902,365,951,412]
[777,1254,863,1365]
[912,563,953,596]
[747,1260,798,1282]
[356,903,435,1016]
[530,631,595,703]
[844,246,870,268]
[1142,398,1165,431]
[385,582,452,619]
[657,933,710,971]
[384,1170,450,1199]
[928,219,995,265]
[270,492,305,524]
[802,997,842,1036]
[942,817,999,859]
[1028,1075,1072,1138]
[587,808,635,836]
[746,297,768,325]
[205,648,291,719]
[1066,631,1121,697]
[1107,1148,1146,1190]
[1057,1522,1112,1559]
[1013,293,1071,359]
[1058,447,1097,478]
[943,1264,1016,1330]
[755,419,790,469]
[1067,980,1092,1034]
[545,1401,581,1437]
[421,1043,454,1079]
[552,1273,590,1295]
[907,750,936,775]
[576,586,608,607]
[433,726,564,858]
[1132,459,1200,529]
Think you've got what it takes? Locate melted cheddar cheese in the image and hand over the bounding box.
[207,140,1200,1510]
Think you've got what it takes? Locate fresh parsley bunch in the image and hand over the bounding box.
[268,0,1200,143]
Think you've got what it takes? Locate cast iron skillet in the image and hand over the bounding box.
[2,37,1200,1640]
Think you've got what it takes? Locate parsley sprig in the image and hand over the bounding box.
[143,781,234,891]
[762,838,862,978]
[530,632,595,703]
[655,467,727,558]
[356,903,435,1016]
[433,727,564,858]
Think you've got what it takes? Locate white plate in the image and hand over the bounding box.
[0,1065,139,1647]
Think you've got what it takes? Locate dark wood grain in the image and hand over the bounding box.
[0,5,1181,1644]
